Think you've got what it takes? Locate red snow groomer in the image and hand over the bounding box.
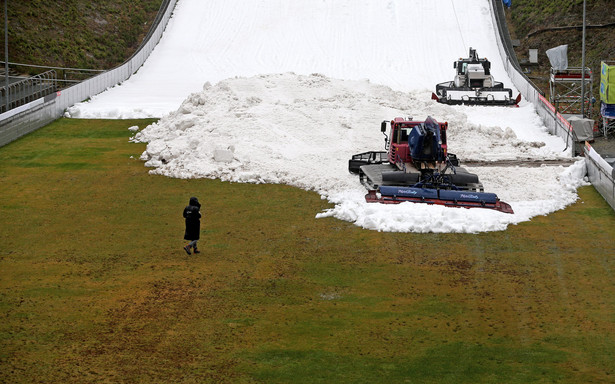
[432,48,521,106]
[348,116,514,214]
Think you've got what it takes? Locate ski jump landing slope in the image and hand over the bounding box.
[68,0,586,233]
[69,0,514,118]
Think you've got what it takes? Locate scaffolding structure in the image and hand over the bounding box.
[549,66,593,118]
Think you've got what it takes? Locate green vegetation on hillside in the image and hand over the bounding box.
[505,0,615,113]
[2,1,162,74]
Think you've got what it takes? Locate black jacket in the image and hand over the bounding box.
[183,197,201,241]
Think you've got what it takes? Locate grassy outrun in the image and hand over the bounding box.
[1,118,615,383]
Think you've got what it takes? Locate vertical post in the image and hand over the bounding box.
[4,0,8,112]
[581,0,587,117]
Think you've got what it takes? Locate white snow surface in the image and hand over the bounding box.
[67,0,516,119]
[66,0,588,232]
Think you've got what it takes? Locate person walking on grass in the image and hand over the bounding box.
[183,196,202,255]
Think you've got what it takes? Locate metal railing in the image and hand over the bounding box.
[0,61,105,87]
[0,70,58,113]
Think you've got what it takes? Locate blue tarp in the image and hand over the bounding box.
[601,102,615,119]
[408,116,444,162]
[503,0,512,8]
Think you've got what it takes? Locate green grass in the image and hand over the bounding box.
[1,118,615,383]
[242,342,568,384]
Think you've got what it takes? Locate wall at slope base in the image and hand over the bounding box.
[0,97,57,145]
[585,143,615,210]
[488,0,615,212]
[0,0,178,147]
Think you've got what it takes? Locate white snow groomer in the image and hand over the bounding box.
[432,48,521,106]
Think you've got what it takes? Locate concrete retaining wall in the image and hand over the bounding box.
[0,0,178,147]
[585,144,615,210]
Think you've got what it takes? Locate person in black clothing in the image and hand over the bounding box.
[183,196,202,255]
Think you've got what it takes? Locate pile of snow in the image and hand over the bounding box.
[133,73,587,233]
